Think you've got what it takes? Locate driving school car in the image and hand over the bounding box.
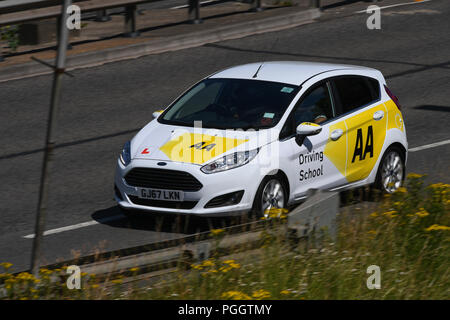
[114,61,407,217]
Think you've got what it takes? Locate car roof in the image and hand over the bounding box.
[209,61,377,86]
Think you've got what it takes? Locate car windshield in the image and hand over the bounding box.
[159,78,300,130]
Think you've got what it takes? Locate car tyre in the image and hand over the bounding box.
[252,176,287,218]
[375,146,405,194]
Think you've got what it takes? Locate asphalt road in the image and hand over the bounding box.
[0,0,449,272]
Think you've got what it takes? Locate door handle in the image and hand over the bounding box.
[330,129,343,141]
[373,110,385,121]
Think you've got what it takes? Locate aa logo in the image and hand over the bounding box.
[190,142,216,152]
[352,125,374,163]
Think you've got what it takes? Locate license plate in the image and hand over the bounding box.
[137,188,184,202]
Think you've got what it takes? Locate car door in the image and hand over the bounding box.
[279,80,348,201]
[331,76,386,183]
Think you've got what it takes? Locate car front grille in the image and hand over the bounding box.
[124,168,203,192]
[128,196,198,210]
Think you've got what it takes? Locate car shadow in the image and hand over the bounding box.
[413,105,450,113]
[91,206,254,235]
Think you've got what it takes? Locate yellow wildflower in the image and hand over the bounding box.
[280,290,290,295]
[191,264,203,270]
[16,272,35,281]
[264,208,289,219]
[201,260,215,267]
[382,210,398,218]
[111,279,123,284]
[252,289,271,300]
[396,187,407,194]
[219,266,232,273]
[210,229,224,236]
[129,267,139,273]
[221,291,251,300]
[0,262,13,270]
[425,224,450,232]
[407,173,423,179]
[224,260,235,264]
[415,208,429,218]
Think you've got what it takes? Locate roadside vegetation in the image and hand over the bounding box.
[1,174,448,299]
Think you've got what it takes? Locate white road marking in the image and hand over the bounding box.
[408,139,450,152]
[23,214,123,239]
[355,0,432,13]
[22,139,449,239]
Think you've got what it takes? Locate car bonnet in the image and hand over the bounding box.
[131,122,279,166]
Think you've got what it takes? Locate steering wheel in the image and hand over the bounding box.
[207,103,234,118]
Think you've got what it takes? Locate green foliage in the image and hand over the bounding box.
[0,25,19,52]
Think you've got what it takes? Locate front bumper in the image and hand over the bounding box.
[114,158,262,216]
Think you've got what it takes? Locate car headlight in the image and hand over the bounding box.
[119,141,131,166]
[200,149,259,174]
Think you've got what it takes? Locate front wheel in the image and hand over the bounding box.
[252,176,287,218]
[375,147,405,193]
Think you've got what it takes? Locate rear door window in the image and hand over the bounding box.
[333,76,379,114]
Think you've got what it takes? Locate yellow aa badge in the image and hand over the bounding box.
[159,133,248,165]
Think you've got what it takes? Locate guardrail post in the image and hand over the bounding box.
[251,0,263,12]
[124,5,140,37]
[310,0,321,9]
[95,9,111,22]
[188,0,203,24]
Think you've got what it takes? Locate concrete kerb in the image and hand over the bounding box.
[0,8,320,83]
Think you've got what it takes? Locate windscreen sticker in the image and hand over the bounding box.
[281,87,294,93]
[263,112,275,118]
[261,118,273,126]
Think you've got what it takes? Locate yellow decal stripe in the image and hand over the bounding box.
[159,133,248,165]
[324,120,347,176]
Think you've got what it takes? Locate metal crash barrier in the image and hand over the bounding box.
[0,0,269,61]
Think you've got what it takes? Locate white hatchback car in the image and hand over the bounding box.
[115,61,407,217]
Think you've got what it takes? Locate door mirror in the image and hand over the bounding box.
[152,110,164,119]
[295,122,322,146]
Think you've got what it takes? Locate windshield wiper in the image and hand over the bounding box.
[240,125,273,131]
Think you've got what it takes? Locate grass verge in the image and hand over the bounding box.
[1,174,448,299]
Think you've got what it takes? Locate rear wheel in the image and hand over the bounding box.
[252,176,287,218]
[375,146,405,193]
